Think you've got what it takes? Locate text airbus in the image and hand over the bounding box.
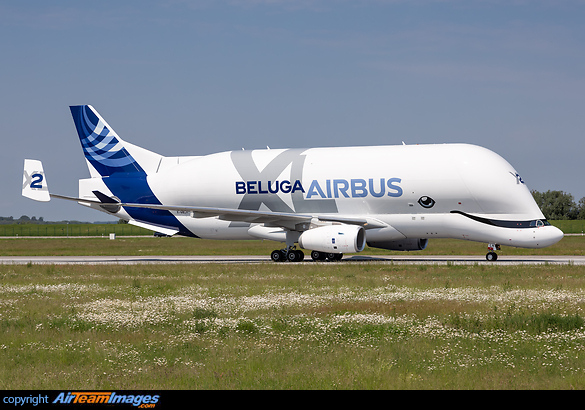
[235,177,403,199]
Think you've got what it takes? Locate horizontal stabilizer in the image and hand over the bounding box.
[92,190,121,213]
[92,190,119,204]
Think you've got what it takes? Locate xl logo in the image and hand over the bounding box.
[230,149,338,216]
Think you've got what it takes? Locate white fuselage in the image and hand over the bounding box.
[113,143,562,249]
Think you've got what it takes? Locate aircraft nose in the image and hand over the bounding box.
[552,225,564,242]
[541,225,564,247]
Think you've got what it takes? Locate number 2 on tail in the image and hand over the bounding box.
[30,173,43,189]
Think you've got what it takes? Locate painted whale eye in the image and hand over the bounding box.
[418,196,435,208]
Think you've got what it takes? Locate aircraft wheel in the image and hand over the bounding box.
[296,250,305,262]
[486,252,498,262]
[287,250,304,262]
[286,250,305,262]
[326,253,343,261]
[311,251,326,261]
[271,250,286,262]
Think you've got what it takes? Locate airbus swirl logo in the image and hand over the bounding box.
[510,172,524,184]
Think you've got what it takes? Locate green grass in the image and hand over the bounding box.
[1,235,585,389]
[551,220,585,235]
[3,261,585,389]
[1,235,584,257]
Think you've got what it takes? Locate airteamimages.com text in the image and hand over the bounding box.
[1,391,166,408]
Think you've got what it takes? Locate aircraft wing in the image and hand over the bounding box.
[50,191,387,231]
[24,159,386,235]
[123,202,387,229]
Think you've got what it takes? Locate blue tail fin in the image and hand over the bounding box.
[70,105,146,177]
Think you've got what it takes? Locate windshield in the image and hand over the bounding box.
[530,219,550,227]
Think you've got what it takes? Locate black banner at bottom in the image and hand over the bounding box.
[0,391,188,409]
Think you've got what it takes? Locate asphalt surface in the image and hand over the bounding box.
[1,254,584,265]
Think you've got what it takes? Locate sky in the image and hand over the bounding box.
[2,0,585,222]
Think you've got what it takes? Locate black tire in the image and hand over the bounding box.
[486,252,498,261]
[326,253,343,261]
[271,249,285,262]
[295,250,304,262]
[287,250,299,262]
[311,251,325,261]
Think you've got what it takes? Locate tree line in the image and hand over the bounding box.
[0,216,114,225]
[531,190,585,220]
[0,216,44,224]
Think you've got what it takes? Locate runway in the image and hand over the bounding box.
[1,254,585,265]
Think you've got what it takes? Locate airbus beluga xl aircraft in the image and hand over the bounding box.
[22,105,563,262]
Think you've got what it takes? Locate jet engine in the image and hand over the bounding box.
[367,238,428,251]
[298,224,366,254]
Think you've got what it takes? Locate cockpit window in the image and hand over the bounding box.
[530,219,549,227]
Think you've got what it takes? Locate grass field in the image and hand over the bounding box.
[2,260,585,389]
[1,234,585,257]
[1,236,585,389]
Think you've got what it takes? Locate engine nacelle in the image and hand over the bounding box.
[298,224,366,254]
[367,238,428,251]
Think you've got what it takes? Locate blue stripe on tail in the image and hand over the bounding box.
[70,105,145,176]
[70,105,196,237]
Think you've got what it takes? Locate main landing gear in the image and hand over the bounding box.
[270,247,305,262]
[310,251,343,262]
[269,248,344,262]
[486,243,501,261]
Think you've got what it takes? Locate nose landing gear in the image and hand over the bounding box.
[486,243,501,261]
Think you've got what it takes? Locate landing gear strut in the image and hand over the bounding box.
[270,231,305,263]
[486,243,500,261]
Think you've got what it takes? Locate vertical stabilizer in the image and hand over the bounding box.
[70,105,162,177]
[22,159,50,202]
